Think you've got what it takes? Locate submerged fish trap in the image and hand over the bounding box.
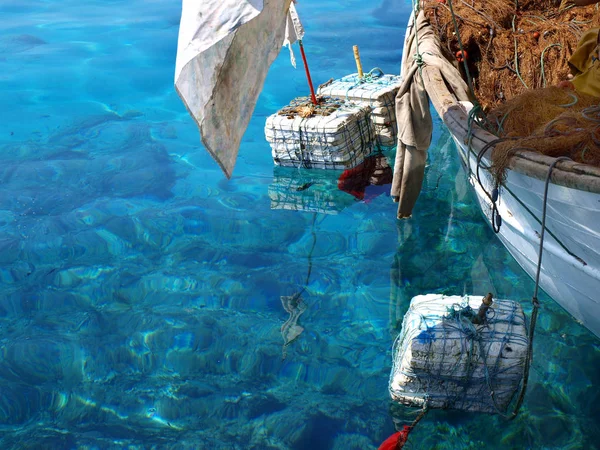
[389,294,528,414]
[265,96,375,170]
[318,70,402,147]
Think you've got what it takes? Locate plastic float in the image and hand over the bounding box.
[318,47,401,148]
[265,97,375,169]
[389,293,529,414]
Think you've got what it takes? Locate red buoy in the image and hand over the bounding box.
[455,49,468,63]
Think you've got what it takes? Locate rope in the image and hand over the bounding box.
[509,156,572,419]
[511,15,528,89]
[337,67,392,102]
[474,137,522,232]
[540,44,562,88]
[461,135,586,264]
[281,212,319,360]
[412,1,425,71]
[339,67,387,85]
[394,406,428,449]
[446,0,476,98]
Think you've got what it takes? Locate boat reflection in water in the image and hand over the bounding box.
[269,152,393,214]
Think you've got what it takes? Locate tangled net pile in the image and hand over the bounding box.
[423,0,600,180]
[488,87,600,181]
[423,0,600,109]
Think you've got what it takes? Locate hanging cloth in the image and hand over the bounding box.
[569,27,600,98]
[392,10,470,218]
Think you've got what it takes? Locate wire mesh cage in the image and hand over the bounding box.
[318,70,402,147]
[265,96,375,169]
[389,294,528,414]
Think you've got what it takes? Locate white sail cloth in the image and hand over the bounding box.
[175,0,293,177]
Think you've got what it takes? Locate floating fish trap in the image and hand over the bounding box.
[317,70,402,147]
[389,294,528,414]
[265,96,375,170]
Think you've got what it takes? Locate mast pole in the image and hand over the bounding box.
[298,40,318,105]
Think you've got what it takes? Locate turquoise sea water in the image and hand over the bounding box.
[1,0,599,448]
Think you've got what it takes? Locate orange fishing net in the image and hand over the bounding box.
[488,87,600,181]
[423,0,600,181]
[423,0,600,110]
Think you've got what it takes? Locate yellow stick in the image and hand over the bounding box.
[353,45,364,78]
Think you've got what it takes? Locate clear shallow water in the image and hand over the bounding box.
[0,0,598,448]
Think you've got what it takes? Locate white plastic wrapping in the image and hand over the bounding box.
[265,100,375,169]
[318,72,402,146]
[389,294,528,413]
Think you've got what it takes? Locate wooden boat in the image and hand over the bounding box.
[402,10,600,339]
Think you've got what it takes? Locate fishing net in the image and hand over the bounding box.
[318,70,402,147]
[265,96,375,169]
[423,0,600,110]
[389,294,528,413]
[422,0,600,181]
[486,87,600,182]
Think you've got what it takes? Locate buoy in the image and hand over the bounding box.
[533,31,540,40]
[455,49,468,63]
[317,70,402,147]
[265,97,374,170]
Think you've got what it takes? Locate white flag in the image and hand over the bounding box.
[283,3,305,68]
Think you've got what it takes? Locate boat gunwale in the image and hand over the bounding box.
[420,65,600,195]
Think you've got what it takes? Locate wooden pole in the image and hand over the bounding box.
[299,40,318,105]
[353,45,364,78]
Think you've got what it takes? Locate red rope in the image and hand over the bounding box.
[298,40,318,105]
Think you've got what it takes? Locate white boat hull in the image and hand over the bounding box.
[453,135,600,338]
[399,10,600,339]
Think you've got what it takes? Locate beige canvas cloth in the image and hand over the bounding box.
[393,10,470,218]
[175,0,293,178]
